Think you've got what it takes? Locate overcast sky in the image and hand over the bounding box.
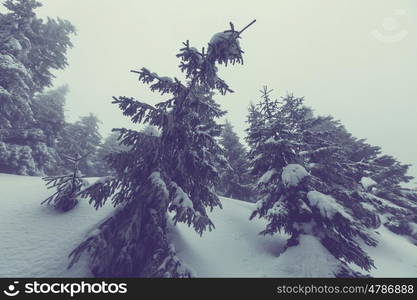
[34,0,416,184]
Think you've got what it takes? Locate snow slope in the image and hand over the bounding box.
[1,174,417,277]
[0,174,114,277]
[168,198,288,277]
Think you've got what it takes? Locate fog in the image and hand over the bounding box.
[36,0,417,184]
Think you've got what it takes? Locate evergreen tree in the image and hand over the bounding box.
[41,153,89,212]
[32,86,67,147]
[218,120,253,201]
[247,87,377,277]
[57,114,102,176]
[29,86,68,175]
[94,132,131,176]
[68,20,256,277]
[0,0,75,175]
[345,139,417,243]
[0,86,68,175]
[293,106,417,245]
[94,126,159,176]
[142,124,160,137]
[308,118,417,242]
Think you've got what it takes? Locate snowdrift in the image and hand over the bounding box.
[0,174,416,277]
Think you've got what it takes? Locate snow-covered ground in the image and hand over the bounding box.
[169,198,288,277]
[0,174,114,277]
[1,174,417,277]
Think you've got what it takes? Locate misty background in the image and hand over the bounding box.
[32,0,416,184]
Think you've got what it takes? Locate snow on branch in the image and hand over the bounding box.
[281,164,308,187]
[257,168,277,185]
[266,199,288,219]
[360,177,377,190]
[170,182,194,211]
[0,54,30,77]
[264,136,304,146]
[168,182,195,225]
[149,171,169,199]
[207,19,256,66]
[307,191,353,221]
[176,20,256,95]
[78,176,120,209]
[132,67,186,95]
[299,145,341,156]
[113,96,179,130]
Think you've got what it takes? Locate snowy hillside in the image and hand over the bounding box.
[1,174,417,278]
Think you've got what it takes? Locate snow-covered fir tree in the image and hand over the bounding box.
[32,86,68,148]
[57,114,102,176]
[217,120,253,201]
[141,124,161,137]
[94,125,157,177]
[342,138,417,244]
[94,132,131,176]
[303,114,417,243]
[0,0,75,175]
[68,20,256,277]
[0,85,68,175]
[29,86,68,175]
[41,153,89,212]
[247,87,378,277]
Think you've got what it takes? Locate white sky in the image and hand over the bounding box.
[32,0,416,184]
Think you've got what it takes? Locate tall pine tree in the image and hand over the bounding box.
[94,132,131,176]
[247,87,377,277]
[0,0,75,175]
[218,120,253,201]
[30,86,68,175]
[68,20,256,277]
[57,114,102,176]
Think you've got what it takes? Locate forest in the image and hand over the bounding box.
[1,0,417,279]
